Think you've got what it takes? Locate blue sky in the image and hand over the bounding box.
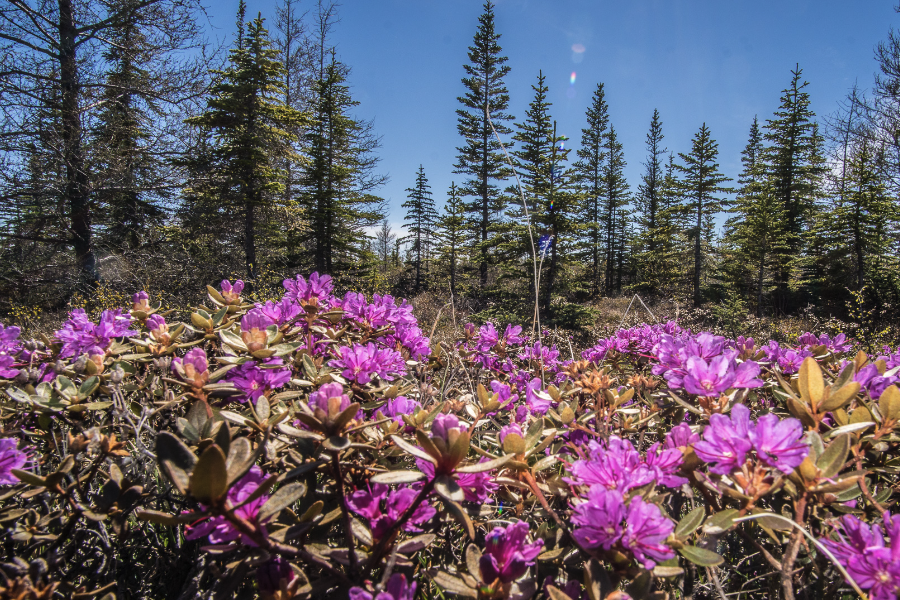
[207,0,897,229]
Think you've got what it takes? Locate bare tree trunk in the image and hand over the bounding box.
[58,0,97,287]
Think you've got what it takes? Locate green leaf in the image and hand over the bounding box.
[702,508,739,535]
[817,433,850,479]
[391,434,437,464]
[189,444,228,503]
[155,432,197,494]
[434,475,464,502]
[675,506,706,538]
[78,376,100,398]
[455,453,512,473]
[369,470,427,484]
[258,482,307,522]
[678,545,724,566]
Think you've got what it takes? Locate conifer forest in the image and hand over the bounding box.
[1,2,900,600]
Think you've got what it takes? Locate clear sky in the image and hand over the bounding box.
[206,0,898,229]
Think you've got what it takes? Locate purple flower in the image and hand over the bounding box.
[131,291,150,311]
[146,314,167,335]
[307,382,357,420]
[172,348,210,388]
[332,343,406,385]
[502,324,525,346]
[0,438,30,485]
[55,309,137,359]
[185,465,270,546]
[664,422,700,450]
[524,378,552,414]
[518,342,560,368]
[431,413,463,446]
[220,279,244,304]
[645,442,688,487]
[694,405,754,474]
[416,456,498,503]
[255,298,302,327]
[566,437,662,492]
[381,395,421,428]
[732,360,764,389]
[572,486,627,551]
[751,413,809,473]
[0,323,22,378]
[228,359,292,404]
[499,423,523,444]
[256,557,296,596]
[683,355,736,396]
[490,381,518,411]
[479,521,543,584]
[349,574,417,600]
[821,513,900,600]
[694,405,808,475]
[241,309,275,351]
[283,272,334,305]
[347,483,435,540]
[620,496,676,569]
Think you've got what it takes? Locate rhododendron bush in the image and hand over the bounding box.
[0,274,899,600]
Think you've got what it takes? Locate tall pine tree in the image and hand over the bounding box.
[632,109,668,293]
[676,123,733,307]
[455,1,514,290]
[436,182,468,298]
[764,65,825,311]
[184,10,310,282]
[402,165,438,293]
[574,84,609,297]
[602,125,629,296]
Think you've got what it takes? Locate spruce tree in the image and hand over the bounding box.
[602,125,630,296]
[298,52,386,278]
[455,1,514,290]
[763,65,825,310]
[723,117,785,316]
[632,109,667,293]
[437,182,467,298]
[676,123,733,307]
[93,0,162,251]
[184,11,310,282]
[402,165,438,293]
[826,140,898,293]
[502,72,575,320]
[573,84,609,297]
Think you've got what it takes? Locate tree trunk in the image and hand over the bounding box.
[59,0,97,287]
[694,198,703,307]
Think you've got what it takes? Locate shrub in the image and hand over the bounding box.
[0,274,898,599]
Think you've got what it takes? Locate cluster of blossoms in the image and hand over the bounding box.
[337,292,431,360]
[0,323,22,379]
[821,512,900,600]
[185,466,271,546]
[227,358,293,404]
[0,437,29,485]
[478,522,544,587]
[567,436,687,492]
[332,343,407,385]
[347,483,436,540]
[566,437,679,569]
[694,404,808,475]
[760,333,851,374]
[55,308,137,359]
[651,332,763,395]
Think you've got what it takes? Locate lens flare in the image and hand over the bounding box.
[570,71,576,85]
[571,43,586,53]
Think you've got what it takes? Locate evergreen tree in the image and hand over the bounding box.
[298,52,386,278]
[184,11,310,282]
[676,123,733,307]
[826,140,899,294]
[632,109,668,293]
[502,72,575,320]
[455,1,514,290]
[602,125,630,296]
[93,0,163,251]
[763,65,825,310]
[402,165,438,293]
[723,117,785,316]
[437,182,467,298]
[573,83,609,297]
